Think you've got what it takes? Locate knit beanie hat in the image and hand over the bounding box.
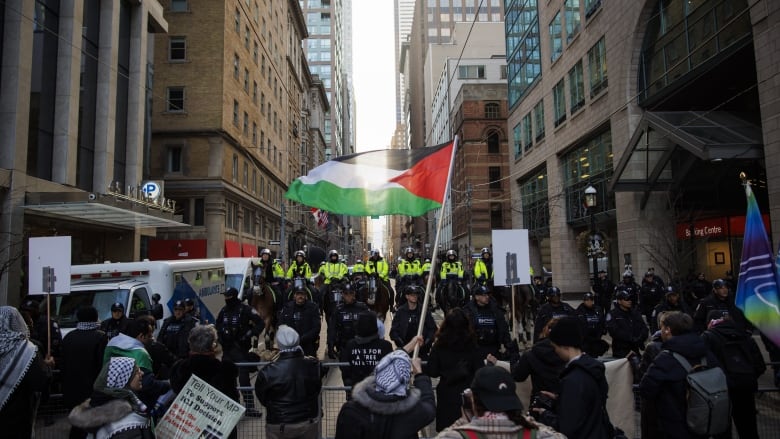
[547,316,583,348]
[374,350,411,397]
[276,325,300,350]
[356,311,378,337]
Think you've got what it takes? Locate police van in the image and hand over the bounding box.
[52,259,226,335]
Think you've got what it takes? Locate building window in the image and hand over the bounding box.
[243,112,249,136]
[235,8,241,33]
[550,11,563,63]
[489,167,501,189]
[243,208,255,234]
[569,61,585,113]
[194,198,204,226]
[588,37,608,97]
[533,100,545,142]
[487,131,500,154]
[167,146,182,172]
[485,102,500,119]
[169,36,186,61]
[458,65,485,79]
[244,26,250,49]
[500,64,507,79]
[553,79,567,126]
[226,201,238,230]
[522,113,532,152]
[243,162,248,188]
[166,87,185,112]
[260,131,265,151]
[563,130,615,222]
[253,41,259,64]
[490,202,504,229]
[232,154,238,182]
[253,81,258,103]
[565,0,581,44]
[233,100,239,126]
[585,0,602,18]
[170,0,188,12]
[519,168,549,236]
[513,122,521,159]
[506,1,542,107]
[244,68,249,91]
[233,54,239,79]
[252,122,257,145]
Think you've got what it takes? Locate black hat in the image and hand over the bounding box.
[548,317,583,348]
[665,286,679,295]
[184,298,195,306]
[644,271,654,277]
[473,285,489,296]
[470,366,523,412]
[356,311,378,337]
[76,306,99,323]
[110,302,124,312]
[598,269,607,274]
[615,289,632,301]
[404,285,422,295]
[583,292,595,301]
[223,287,239,297]
[20,299,39,312]
[546,286,561,297]
[712,279,726,289]
[173,300,186,309]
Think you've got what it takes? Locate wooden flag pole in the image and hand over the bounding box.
[413,135,459,359]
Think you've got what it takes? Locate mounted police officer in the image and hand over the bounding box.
[396,247,422,306]
[278,285,322,357]
[319,249,348,286]
[437,249,464,309]
[472,247,494,288]
[286,249,320,309]
[464,285,518,360]
[365,249,393,308]
[215,287,264,417]
[254,248,285,306]
[326,283,368,359]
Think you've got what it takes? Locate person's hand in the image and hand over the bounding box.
[403,335,423,354]
[43,355,55,368]
[485,353,498,365]
[411,357,423,375]
[539,390,557,400]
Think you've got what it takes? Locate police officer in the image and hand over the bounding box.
[278,285,321,357]
[184,297,200,322]
[389,284,437,358]
[606,287,649,358]
[352,258,365,277]
[215,287,264,417]
[158,300,197,359]
[639,271,664,326]
[397,247,422,284]
[100,302,129,340]
[619,268,641,305]
[592,269,616,313]
[319,249,348,285]
[365,249,393,307]
[254,248,285,304]
[437,249,464,308]
[533,287,575,342]
[421,258,432,276]
[693,278,748,333]
[327,283,368,359]
[531,275,547,306]
[285,249,320,308]
[472,247,494,287]
[650,286,691,333]
[464,285,517,360]
[150,293,164,320]
[576,292,608,357]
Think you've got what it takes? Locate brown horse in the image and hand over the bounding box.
[250,266,280,350]
[359,274,391,321]
[507,284,536,347]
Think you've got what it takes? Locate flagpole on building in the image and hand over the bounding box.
[413,135,459,359]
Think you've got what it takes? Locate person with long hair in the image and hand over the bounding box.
[435,366,565,438]
[424,307,485,431]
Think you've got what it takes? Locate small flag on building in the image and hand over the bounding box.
[311,208,329,229]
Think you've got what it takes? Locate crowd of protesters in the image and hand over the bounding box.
[2,248,778,439]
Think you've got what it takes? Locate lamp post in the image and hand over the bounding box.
[584,185,599,286]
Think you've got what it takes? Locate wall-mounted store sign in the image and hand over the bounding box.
[676,214,771,240]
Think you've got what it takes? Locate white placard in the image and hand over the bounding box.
[28,236,71,295]
[155,374,245,439]
[491,229,531,286]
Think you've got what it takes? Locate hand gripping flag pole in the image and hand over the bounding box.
[413,135,459,360]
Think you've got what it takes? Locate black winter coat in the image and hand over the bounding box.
[335,374,435,439]
[540,354,612,439]
[254,349,322,424]
[693,294,748,333]
[464,299,512,356]
[389,304,436,354]
[60,327,108,407]
[424,341,484,431]
[328,301,369,351]
[702,320,766,390]
[639,332,720,438]
[605,305,648,358]
[511,338,566,405]
[533,302,575,342]
[278,300,322,356]
[339,335,393,389]
[170,354,240,403]
[158,315,197,358]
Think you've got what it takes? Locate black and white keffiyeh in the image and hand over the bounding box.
[0,306,38,410]
[374,349,411,397]
[106,357,136,389]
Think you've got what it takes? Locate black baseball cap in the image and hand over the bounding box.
[470,366,523,412]
[223,287,239,297]
[712,279,727,288]
[184,298,195,306]
[173,300,186,310]
[583,292,595,301]
[110,302,124,312]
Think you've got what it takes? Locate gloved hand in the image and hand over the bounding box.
[327,345,337,359]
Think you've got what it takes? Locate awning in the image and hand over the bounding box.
[24,192,188,229]
[609,111,763,208]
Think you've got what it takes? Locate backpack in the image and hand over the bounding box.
[668,351,731,436]
[718,336,757,377]
[457,429,535,439]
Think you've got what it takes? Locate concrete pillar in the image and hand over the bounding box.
[125,2,149,187]
[52,0,84,185]
[93,0,120,193]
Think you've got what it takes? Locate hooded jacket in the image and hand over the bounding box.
[511,338,566,401]
[639,331,720,438]
[541,354,612,439]
[335,374,435,439]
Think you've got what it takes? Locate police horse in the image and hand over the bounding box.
[250,264,280,350]
[357,273,391,321]
[438,274,468,314]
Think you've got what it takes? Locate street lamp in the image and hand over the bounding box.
[584,185,599,286]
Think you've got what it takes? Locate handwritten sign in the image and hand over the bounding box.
[155,375,245,439]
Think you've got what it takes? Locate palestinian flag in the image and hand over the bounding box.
[286,140,455,216]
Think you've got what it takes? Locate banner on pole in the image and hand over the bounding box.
[491,229,531,286]
[155,375,245,439]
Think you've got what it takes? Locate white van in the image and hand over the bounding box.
[53,259,226,334]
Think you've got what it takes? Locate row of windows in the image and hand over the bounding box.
[225,199,280,240]
[513,36,607,158]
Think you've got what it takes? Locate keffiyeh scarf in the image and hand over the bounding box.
[0,306,38,410]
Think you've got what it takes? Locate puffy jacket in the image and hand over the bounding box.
[365,258,389,281]
[473,258,493,282]
[254,349,322,424]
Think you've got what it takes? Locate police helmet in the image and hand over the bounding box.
[446,249,457,259]
[355,259,362,264]
[294,250,306,259]
[481,247,490,256]
[616,288,632,301]
[329,249,339,258]
[547,286,562,297]
[261,248,272,257]
[370,249,381,257]
[405,247,415,255]
[151,293,161,302]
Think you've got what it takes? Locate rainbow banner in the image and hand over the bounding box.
[735,182,780,346]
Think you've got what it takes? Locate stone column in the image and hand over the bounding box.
[125,2,148,187]
[93,0,120,193]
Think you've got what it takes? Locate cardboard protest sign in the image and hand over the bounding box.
[155,375,245,438]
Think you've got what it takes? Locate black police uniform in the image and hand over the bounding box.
[277,299,321,357]
[533,300,575,342]
[99,304,128,340]
[326,300,368,357]
[389,300,437,358]
[158,311,197,359]
[606,303,648,358]
[575,301,608,357]
[464,297,515,360]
